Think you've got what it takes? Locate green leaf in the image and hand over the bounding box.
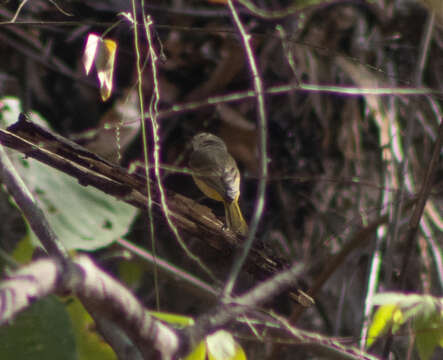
[0,97,138,251]
[372,292,420,307]
[370,293,443,359]
[0,296,77,360]
[22,157,137,250]
[118,259,144,289]
[11,236,34,264]
[149,311,194,328]
[415,329,439,360]
[413,309,443,360]
[0,96,22,127]
[66,297,117,360]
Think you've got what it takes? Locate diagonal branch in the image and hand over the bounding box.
[0,116,288,281]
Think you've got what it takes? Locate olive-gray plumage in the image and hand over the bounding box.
[189,133,247,235]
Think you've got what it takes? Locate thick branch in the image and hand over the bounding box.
[0,116,288,280]
[0,256,180,359]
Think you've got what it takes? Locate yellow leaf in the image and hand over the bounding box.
[367,305,402,348]
[82,33,117,101]
[96,39,117,101]
[206,330,246,360]
[184,341,206,360]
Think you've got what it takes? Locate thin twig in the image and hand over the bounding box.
[140,84,436,125]
[10,0,29,23]
[142,13,216,284]
[237,0,333,19]
[399,113,443,288]
[117,238,218,300]
[223,0,268,298]
[185,263,303,350]
[130,0,163,310]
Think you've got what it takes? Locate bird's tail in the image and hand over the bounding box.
[224,200,248,236]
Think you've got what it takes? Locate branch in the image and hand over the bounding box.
[0,255,180,359]
[184,263,303,351]
[0,116,289,281]
[0,141,68,261]
[0,256,378,360]
[224,0,268,297]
